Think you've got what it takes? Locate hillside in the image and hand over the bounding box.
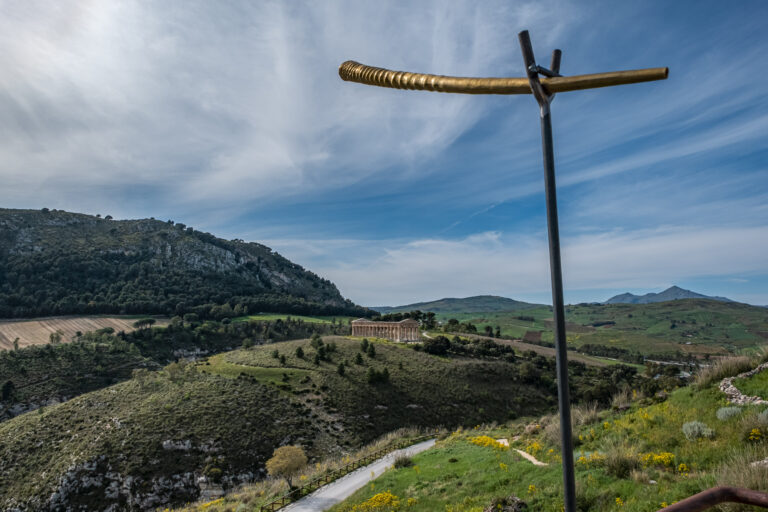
[436,299,768,360]
[372,295,543,314]
[327,354,768,512]
[0,335,641,511]
[0,317,348,423]
[0,315,170,349]
[604,285,734,304]
[0,208,369,319]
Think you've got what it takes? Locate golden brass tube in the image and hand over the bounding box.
[339,60,668,95]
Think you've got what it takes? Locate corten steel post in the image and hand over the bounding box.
[339,30,667,512]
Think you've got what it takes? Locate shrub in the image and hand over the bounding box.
[393,455,413,468]
[573,402,601,426]
[682,421,715,441]
[716,406,742,421]
[603,439,639,479]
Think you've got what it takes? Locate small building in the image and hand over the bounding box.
[351,318,420,342]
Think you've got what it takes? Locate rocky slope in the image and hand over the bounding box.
[0,208,368,318]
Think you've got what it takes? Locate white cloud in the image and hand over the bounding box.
[0,0,573,215]
[269,226,768,306]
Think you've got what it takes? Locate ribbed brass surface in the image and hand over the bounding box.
[339,61,668,95]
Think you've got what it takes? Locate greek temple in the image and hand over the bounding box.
[350,318,420,342]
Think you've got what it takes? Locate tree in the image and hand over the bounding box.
[279,354,287,366]
[242,338,254,349]
[360,338,369,352]
[295,347,304,359]
[266,445,307,488]
[337,362,346,376]
[12,338,19,351]
[366,343,376,358]
[495,326,501,338]
[133,318,156,330]
[272,349,279,359]
[310,333,323,349]
[49,330,63,346]
[355,353,364,365]
[2,380,15,401]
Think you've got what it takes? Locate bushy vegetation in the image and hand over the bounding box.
[681,420,715,441]
[0,208,370,319]
[1,318,347,422]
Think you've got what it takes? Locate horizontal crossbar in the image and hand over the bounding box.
[339,60,668,95]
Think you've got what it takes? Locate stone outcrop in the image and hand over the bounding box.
[719,362,768,406]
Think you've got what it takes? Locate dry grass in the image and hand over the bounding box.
[716,444,768,511]
[572,402,601,426]
[0,316,169,349]
[694,356,753,390]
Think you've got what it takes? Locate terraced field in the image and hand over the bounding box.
[0,316,169,349]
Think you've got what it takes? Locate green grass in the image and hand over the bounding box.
[199,352,311,387]
[232,313,354,324]
[332,375,768,512]
[733,368,768,400]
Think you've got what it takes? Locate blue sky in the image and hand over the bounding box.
[1,1,767,306]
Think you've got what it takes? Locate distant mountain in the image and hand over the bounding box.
[604,286,734,305]
[0,208,369,318]
[372,295,544,314]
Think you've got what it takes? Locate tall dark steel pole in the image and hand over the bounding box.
[519,30,576,512]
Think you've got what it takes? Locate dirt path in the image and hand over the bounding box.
[496,438,548,466]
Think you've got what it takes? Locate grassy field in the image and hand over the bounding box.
[0,315,169,349]
[438,299,768,359]
[734,367,768,400]
[331,357,768,512]
[232,313,354,324]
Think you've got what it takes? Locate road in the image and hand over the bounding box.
[282,438,436,512]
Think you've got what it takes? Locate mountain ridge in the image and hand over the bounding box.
[371,295,544,314]
[603,285,734,305]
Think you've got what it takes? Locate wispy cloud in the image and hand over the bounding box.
[266,225,768,306]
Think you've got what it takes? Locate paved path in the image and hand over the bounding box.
[282,439,436,512]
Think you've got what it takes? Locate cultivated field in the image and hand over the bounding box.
[0,316,169,350]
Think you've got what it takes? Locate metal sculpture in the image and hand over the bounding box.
[339,30,668,512]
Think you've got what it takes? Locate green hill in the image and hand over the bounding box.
[437,299,768,360]
[0,208,369,319]
[372,295,544,314]
[328,354,768,512]
[0,334,642,511]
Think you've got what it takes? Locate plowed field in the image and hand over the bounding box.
[0,316,169,349]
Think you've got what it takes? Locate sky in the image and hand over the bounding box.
[1,1,767,306]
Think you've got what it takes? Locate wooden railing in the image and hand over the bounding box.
[259,435,434,511]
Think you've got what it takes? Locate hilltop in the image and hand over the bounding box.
[0,333,641,511]
[372,295,544,314]
[0,208,369,319]
[604,285,734,305]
